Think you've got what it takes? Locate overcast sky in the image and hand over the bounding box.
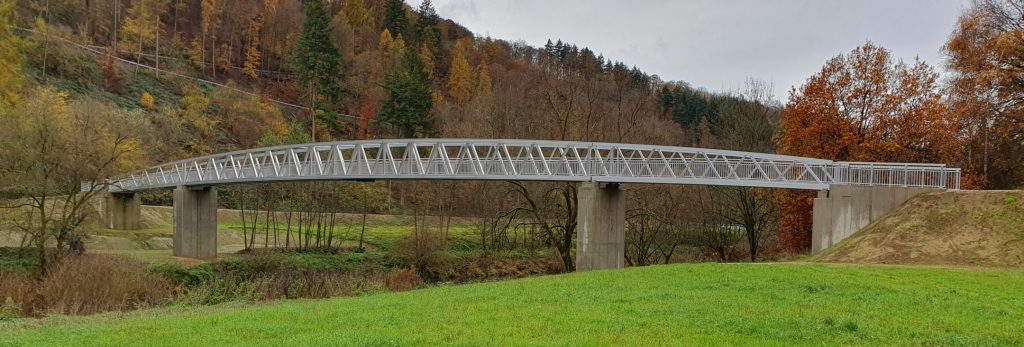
[407,0,971,101]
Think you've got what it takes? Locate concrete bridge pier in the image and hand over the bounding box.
[173,186,218,259]
[104,192,141,230]
[575,182,625,271]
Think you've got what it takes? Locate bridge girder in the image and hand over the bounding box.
[107,139,961,192]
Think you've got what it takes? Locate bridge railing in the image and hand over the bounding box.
[105,140,961,192]
[833,162,961,190]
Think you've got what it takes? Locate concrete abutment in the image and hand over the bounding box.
[104,192,141,230]
[811,185,942,253]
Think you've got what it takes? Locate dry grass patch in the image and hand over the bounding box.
[817,190,1024,266]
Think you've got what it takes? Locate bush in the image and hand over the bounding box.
[0,247,40,272]
[0,297,19,321]
[36,255,176,315]
[147,263,216,287]
[0,271,35,318]
[140,91,155,109]
[393,228,448,279]
[383,268,423,291]
[177,271,377,305]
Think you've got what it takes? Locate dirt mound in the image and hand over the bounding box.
[815,190,1024,267]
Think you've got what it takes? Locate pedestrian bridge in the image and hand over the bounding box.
[101,139,961,270]
[107,139,960,192]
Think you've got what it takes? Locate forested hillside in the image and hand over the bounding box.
[4,0,768,156]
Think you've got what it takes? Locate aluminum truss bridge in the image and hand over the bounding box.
[107,139,961,192]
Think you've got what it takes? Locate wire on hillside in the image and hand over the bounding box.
[82,44,295,77]
[13,26,360,121]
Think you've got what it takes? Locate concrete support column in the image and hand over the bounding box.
[575,182,625,271]
[104,192,141,230]
[173,186,218,259]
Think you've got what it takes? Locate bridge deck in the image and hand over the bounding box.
[107,139,961,192]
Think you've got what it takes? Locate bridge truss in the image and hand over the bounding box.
[107,139,961,192]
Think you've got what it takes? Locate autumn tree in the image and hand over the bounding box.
[476,62,492,97]
[776,42,960,252]
[200,0,222,77]
[378,48,434,138]
[0,88,148,269]
[242,13,265,79]
[379,29,395,60]
[295,0,346,137]
[419,43,435,79]
[120,0,167,71]
[343,0,374,51]
[448,40,474,104]
[356,95,376,140]
[345,0,373,29]
[176,86,216,155]
[212,90,289,149]
[945,0,1024,188]
[0,0,26,106]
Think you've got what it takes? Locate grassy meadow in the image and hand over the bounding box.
[3,263,1022,346]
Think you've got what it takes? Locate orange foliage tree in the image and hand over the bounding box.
[357,94,376,140]
[945,0,1024,189]
[775,42,961,252]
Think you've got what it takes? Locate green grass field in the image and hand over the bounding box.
[3,263,1022,346]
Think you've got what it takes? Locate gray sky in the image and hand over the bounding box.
[408,0,970,101]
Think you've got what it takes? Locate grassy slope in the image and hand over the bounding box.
[3,263,1023,346]
[814,191,1024,267]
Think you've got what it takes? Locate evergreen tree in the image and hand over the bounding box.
[414,0,440,45]
[295,0,345,134]
[447,40,473,104]
[414,0,442,65]
[381,0,409,40]
[378,49,434,138]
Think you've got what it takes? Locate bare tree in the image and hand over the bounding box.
[504,181,577,271]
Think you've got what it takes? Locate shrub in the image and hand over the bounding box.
[140,91,155,109]
[0,271,34,318]
[100,53,125,94]
[393,228,447,279]
[147,263,216,287]
[1,297,19,321]
[36,254,176,315]
[177,271,373,305]
[383,268,423,292]
[0,247,40,272]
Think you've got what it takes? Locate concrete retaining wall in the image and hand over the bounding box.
[811,185,942,253]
